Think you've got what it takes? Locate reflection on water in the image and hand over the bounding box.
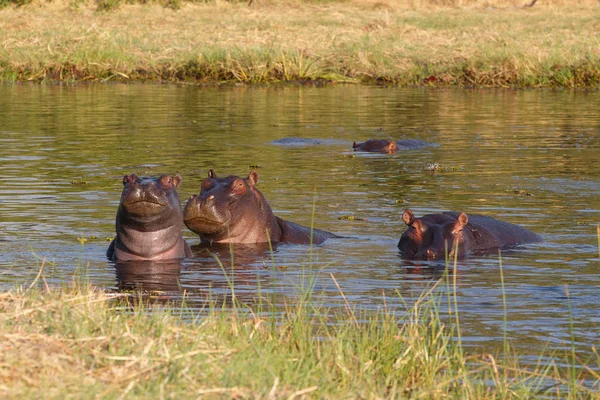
[115,259,183,292]
[0,84,599,360]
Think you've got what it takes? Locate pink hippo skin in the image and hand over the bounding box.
[107,174,192,261]
[183,169,337,245]
[397,209,542,260]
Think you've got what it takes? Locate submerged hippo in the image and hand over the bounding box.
[353,139,397,154]
[353,139,433,154]
[398,209,542,260]
[183,169,337,245]
[107,174,191,261]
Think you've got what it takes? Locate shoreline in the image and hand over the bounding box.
[2,281,597,398]
[1,2,599,87]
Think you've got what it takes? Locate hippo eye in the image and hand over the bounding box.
[159,176,173,187]
[230,178,247,195]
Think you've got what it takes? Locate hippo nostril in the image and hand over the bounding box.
[200,194,215,207]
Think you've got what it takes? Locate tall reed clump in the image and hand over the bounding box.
[1,259,598,398]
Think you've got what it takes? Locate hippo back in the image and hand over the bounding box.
[277,217,339,245]
[442,212,542,250]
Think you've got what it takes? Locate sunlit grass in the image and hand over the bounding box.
[1,257,599,398]
[1,1,599,86]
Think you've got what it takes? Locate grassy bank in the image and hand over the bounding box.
[1,0,599,86]
[1,274,598,399]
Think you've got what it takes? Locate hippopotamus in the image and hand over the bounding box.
[397,209,542,260]
[183,169,337,245]
[107,174,191,261]
[353,139,433,154]
[271,137,347,147]
[353,139,397,154]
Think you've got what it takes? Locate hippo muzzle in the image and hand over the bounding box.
[183,193,230,236]
[122,180,173,216]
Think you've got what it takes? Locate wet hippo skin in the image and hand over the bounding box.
[353,139,397,154]
[107,174,192,261]
[183,169,337,245]
[397,209,543,260]
[353,139,433,154]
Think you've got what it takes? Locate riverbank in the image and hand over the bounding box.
[1,273,598,399]
[1,1,599,87]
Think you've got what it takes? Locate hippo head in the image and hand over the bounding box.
[397,209,469,260]
[184,169,271,243]
[353,139,397,154]
[119,174,183,223]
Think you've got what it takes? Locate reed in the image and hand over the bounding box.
[1,259,598,398]
[1,1,599,86]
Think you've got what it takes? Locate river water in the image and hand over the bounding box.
[0,84,598,361]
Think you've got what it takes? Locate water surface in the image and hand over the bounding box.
[1,84,598,361]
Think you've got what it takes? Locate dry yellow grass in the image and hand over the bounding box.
[0,0,599,85]
[2,282,598,399]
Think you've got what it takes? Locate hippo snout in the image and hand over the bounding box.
[416,248,439,260]
[201,194,215,207]
[184,194,223,223]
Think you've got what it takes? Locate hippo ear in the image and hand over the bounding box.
[247,171,259,186]
[352,141,358,149]
[172,174,182,188]
[122,174,138,185]
[452,212,469,233]
[402,209,415,226]
[208,169,217,179]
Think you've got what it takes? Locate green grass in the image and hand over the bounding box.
[1,1,599,86]
[1,259,599,398]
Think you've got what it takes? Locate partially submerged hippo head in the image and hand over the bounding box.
[107,174,190,261]
[397,209,469,260]
[397,209,542,260]
[119,174,183,220]
[184,169,279,243]
[353,139,397,154]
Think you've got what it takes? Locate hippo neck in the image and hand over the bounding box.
[462,223,499,252]
[117,207,183,231]
[116,221,185,258]
[218,190,282,244]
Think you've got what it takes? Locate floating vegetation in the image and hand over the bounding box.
[70,180,88,185]
[509,189,534,197]
[248,164,261,169]
[76,236,111,243]
[338,215,366,221]
[425,163,463,172]
[335,154,356,159]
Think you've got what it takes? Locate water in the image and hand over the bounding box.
[1,83,598,360]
